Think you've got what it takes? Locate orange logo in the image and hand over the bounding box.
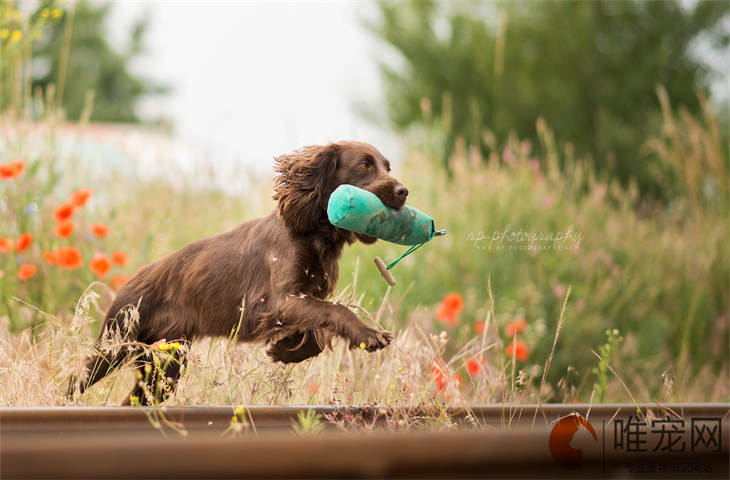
[549,413,598,469]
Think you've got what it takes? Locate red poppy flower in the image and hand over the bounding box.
[111,251,127,266]
[466,357,484,377]
[0,237,14,253]
[17,264,37,280]
[431,360,449,393]
[505,318,528,337]
[53,220,75,238]
[110,275,130,290]
[15,233,32,253]
[431,359,461,394]
[505,340,529,362]
[0,161,24,180]
[474,321,485,335]
[44,251,59,265]
[89,253,112,278]
[442,293,463,311]
[54,203,74,222]
[70,189,92,208]
[91,223,109,238]
[56,246,83,270]
[0,164,14,179]
[436,293,464,326]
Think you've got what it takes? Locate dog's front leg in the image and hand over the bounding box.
[279,295,391,351]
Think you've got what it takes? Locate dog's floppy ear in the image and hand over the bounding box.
[273,143,342,234]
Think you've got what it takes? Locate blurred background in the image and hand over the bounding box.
[0,0,728,403]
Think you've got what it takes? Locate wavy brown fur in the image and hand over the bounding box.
[67,141,409,405]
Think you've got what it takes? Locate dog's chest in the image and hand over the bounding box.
[300,261,338,298]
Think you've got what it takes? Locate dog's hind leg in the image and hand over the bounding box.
[123,346,188,406]
[66,350,129,400]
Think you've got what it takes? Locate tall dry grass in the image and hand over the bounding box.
[1,1,727,409]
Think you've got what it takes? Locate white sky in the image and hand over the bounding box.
[106,0,727,177]
[108,1,399,173]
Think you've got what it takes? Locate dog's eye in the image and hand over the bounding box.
[360,162,371,169]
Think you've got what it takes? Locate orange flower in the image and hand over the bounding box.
[431,359,461,394]
[110,275,130,290]
[442,293,463,311]
[111,251,127,266]
[466,357,484,377]
[0,237,14,253]
[56,246,83,270]
[308,381,319,395]
[16,233,32,253]
[91,223,109,238]
[474,321,485,335]
[430,360,449,393]
[0,160,24,180]
[505,340,529,362]
[89,253,112,278]
[436,293,463,326]
[17,264,37,280]
[52,220,75,238]
[44,251,59,265]
[0,164,14,179]
[505,318,528,337]
[54,203,74,222]
[70,189,92,208]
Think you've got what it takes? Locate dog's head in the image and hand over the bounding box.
[273,141,408,241]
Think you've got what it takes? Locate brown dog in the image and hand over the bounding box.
[67,141,407,405]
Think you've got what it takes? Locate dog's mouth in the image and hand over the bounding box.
[366,182,408,210]
[355,232,377,244]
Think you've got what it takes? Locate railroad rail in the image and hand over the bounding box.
[2,403,728,478]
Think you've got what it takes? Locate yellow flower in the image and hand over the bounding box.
[41,8,50,18]
[158,341,181,351]
[52,8,63,19]
[10,30,22,42]
[360,342,366,350]
[0,29,9,40]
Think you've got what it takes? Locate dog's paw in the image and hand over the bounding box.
[266,342,290,363]
[266,333,324,364]
[350,328,392,352]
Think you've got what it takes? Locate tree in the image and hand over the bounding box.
[369,0,729,197]
[30,0,165,123]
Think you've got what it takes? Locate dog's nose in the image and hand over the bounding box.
[395,185,409,201]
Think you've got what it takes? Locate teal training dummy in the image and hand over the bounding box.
[327,184,446,285]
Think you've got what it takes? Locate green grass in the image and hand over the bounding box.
[1,105,727,404]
